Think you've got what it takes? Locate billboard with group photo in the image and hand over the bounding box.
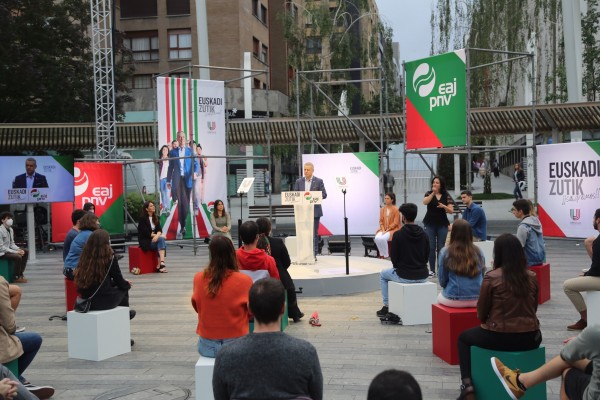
[0,156,74,204]
[537,141,600,238]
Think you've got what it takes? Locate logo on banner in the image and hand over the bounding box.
[570,209,581,221]
[74,167,89,196]
[349,166,362,174]
[336,177,347,185]
[413,63,436,97]
[207,201,215,213]
[207,121,216,132]
[304,192,312,201]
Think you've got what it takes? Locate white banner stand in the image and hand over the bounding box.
[237,177,255,247]
[282,191,322,264]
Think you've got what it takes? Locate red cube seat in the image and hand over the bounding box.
[432,304,480,365]
[128,246,158,275]
[529,263,550,304]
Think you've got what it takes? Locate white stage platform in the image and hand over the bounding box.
[288,255,386,297]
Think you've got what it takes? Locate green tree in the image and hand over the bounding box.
[0,0,131,123]
[582,0,600,101]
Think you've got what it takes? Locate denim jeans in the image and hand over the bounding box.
[424,224,448,273]
[380,268,427,305]
[14,331,42,381]
[197,336,239,358]
[160,178,170,212]
[149,236,167,251]
[513,182,523,199]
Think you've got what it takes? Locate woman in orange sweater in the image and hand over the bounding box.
[191,235,253,357]
[374,193,401,259]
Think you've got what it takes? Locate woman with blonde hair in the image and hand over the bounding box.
[191,235,253,357]
[74,229,135,317]
[437,219,485,308]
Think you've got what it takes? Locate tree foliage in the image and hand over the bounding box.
[582,0,600,101]
[0,0,132,123]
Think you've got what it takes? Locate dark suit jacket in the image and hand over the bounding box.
[12,173,49,189]
[293,176,327,218]
[268,237,295,291]
[138,216,163,251]
[166,147,199,190]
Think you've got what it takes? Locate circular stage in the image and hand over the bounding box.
[288,255,386,297]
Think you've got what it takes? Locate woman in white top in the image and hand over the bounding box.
[374,193,401,259]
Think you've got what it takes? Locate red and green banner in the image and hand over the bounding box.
[405,50,466,149]
[51,162,124,242]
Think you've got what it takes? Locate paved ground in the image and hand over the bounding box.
[13,226,591,399]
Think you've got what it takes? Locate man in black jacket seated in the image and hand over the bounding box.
[376,203,430,317]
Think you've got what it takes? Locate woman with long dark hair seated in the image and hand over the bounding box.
[74,229,135,319]
[210,199,232,242]
[456,234,541,400]
[256,217,304,322]
[437,219,485,308]
[191,235,253,357]
[138,200,167,273]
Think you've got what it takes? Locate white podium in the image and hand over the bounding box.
[282,191,322,264]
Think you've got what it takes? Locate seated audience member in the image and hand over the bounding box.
[236,221,279,279]
[62,209,86,262]
[492,324,600,400]
[511,199,545,266]
[63,213,99,279]
[74,230,135,320]
[367,369,422,400]
[460,190,487,241]
[456,234,541,400]
[0,363,51,399]
[0,212,29,283]
[0,277,54,399]
[212,278,323,400]
[256,217,303,322]
[376,203,429,318]
[374,193,401,259]
[563,208,600,331]
[210,199,232,242]
[437,219,485,308]
[191,235,252,357]
[137,201,167,273]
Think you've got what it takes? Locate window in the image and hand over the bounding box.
[167,0,190,15]
[123,31,159,62]
[130,75,153,89]
[169,29,192,60]
[121,0,157,18]
[170,72,190,79]
[306,37,322,54]
[252,0,259,17]
[260,4,268,24]
[261,44,268,63]
[253,37,260,57]
[254,78,261,89]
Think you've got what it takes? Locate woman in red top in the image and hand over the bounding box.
[191,235,253,357]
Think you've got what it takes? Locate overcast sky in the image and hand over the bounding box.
[375,0,434,63]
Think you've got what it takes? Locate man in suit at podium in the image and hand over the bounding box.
[293,162,327,258]
[12,158,49,189]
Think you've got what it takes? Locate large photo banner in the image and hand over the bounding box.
[537,142,600,238]
[0,156,74,205]
[156,77,227,240]
[302,153,380,235]
[405,50,466,150]
[51,162,124,242]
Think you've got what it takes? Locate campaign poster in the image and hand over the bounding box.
[302,153,380,235]
[51,162,124,242]
[405,50,467,149]
[537,142,600,238]
[156,77,227,239]
[0,156,74,204]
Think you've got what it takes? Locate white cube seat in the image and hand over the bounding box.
[67,306,131,361]
[195,355,216,400]
[586,291,600,327]
[389,281,437,325]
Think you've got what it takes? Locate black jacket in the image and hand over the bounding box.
[390,224,430,280]
[138,216,162,251]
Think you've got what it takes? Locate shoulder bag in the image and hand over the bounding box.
[73,256,114,313]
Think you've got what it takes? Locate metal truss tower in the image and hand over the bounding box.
[90,0,117,159]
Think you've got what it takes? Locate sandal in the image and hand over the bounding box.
[309,311,321,327]
[157,262,168,273]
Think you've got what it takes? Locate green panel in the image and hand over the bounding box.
[0,259,15,283]
[586,140,600,157]
[354,152,379,177]
[405,50,467,147]
[471,346,546,400]
[53,155,74,174]
[99,195,125,234]
[5,358,18,377]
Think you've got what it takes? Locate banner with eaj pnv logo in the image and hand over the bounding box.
[405,50,466,150]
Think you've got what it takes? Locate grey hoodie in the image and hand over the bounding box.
[516,216,545,266]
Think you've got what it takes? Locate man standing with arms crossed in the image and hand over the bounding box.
[293,162,327,259]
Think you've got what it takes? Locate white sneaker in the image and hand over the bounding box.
[25,383,55,399]
[16,326,25,333]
